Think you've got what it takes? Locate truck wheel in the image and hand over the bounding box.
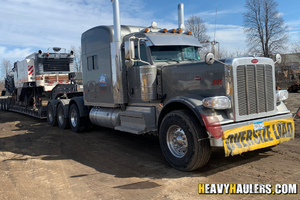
[47,103,57,126]
[69,104,86,133]
[3,100,7,111]
[159,110,211,171]
[0,101,2,111]
[57,103,70,129]
[5,100,9,111]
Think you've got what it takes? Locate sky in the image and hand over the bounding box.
[1,0,300,77]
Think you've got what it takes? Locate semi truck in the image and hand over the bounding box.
[0,1,295,171]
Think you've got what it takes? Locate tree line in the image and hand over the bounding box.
[1,0,299,81]
[186,0,298,59]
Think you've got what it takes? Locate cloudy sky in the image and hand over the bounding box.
[1,0,300,76]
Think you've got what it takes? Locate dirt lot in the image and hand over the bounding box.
[0,93,300,200]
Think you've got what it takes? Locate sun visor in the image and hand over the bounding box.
[145,33,202,47]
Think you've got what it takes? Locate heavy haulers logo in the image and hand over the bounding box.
[198,183,298,195]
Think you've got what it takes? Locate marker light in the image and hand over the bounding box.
[178,29,182,34]
[145,28,149,33]
[203,96,231,110]
[188,31,192,35]
[163,28,167,33]
[46,52,49,55]
[297,107,300,118]
[172,29,176,33]
[276,90,288,102]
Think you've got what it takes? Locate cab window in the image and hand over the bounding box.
[134,44,148,66]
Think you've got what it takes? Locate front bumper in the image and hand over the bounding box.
[210,113,294,156]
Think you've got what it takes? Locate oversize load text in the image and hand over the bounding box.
[223,119,294,156]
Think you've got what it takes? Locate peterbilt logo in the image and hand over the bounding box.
[194,76,201,80]
[251,59,258,63]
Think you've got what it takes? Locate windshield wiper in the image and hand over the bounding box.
[185,58,198,61]
[155,58,180,63]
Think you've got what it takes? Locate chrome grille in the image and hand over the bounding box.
[236,64,274,116]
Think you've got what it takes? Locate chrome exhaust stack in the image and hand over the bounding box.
[112,0,121,42]
[111,0,127,104]
[178,3,185,31]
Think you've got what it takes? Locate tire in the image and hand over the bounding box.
[0,101,2,111]
[57,103,70,129]
[3,100,7,111]
[5,100,9,111]
[159,110,211,171]
[69,103,86,133]
[47,103,57,126]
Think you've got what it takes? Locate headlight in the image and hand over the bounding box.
[203,96,231,110]
[276,90,288,102]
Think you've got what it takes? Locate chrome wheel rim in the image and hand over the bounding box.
[58,108,64,125]
[70,109,78,127]
[166,125,188,158]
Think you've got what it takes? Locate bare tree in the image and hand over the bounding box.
[216,48,248,59]
[218,48,233,59]
[0,80,4,92]
[291,41,300,54]
[70,46,82,72]
[185,15,210,59]
[243,0,288,57]
[1,59,12,79]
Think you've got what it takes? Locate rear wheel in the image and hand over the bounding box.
[0,101,3,111]
[47,103,57,126]
[5,100,9,111]
[159,110,211,171]
[69,103,86,133]
[3,100,7,111]
[57,103,70,129]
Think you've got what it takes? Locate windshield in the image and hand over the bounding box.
[150,46,200,62]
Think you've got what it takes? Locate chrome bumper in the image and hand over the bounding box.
[210,113,293,147]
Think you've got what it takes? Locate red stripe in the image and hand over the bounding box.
[29,70,33,75]
[28,66,33,71]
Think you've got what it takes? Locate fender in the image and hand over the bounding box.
[159,94,229,138]
[57,99,71,119]
[69,96,89,117]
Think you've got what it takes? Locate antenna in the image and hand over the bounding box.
[214,5,218,42]
[163,1,165,27]
[210,5,219,58]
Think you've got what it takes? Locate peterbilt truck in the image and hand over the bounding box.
[1,1,295,171]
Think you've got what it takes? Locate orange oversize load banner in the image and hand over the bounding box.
[223,118,294,157]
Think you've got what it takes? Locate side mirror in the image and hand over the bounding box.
[205,53,215,65]
[275,53,282,64]
[124,41,135,67]
[125,40,135,60]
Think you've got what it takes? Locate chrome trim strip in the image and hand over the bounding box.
[255,65,259,113]
[245,65,250,115]
[264,64,268,111]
